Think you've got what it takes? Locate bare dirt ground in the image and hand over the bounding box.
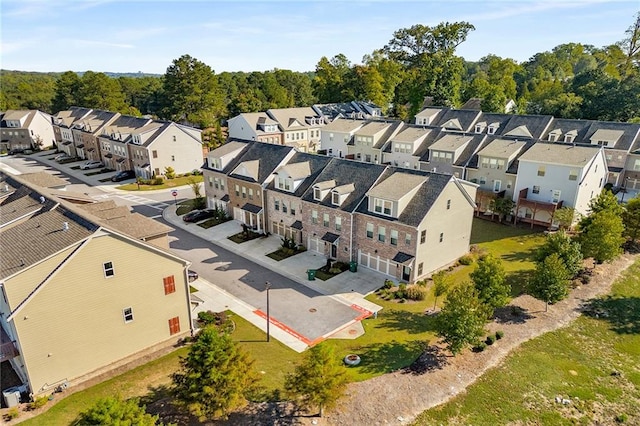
[213,253,637,426]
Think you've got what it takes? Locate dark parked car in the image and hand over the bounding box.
[188,270,199,282]
[111,170,136,182]
[182,209,216,223]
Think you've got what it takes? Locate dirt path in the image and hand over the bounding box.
[313,254,637,426]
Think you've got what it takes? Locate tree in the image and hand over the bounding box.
[623,196,640,241]
[489,197,515,222]
[470,254,510,311]
[52,71,81,112]
[172,327,258,420]
[77,71,128,113]
[74,396,159,426]
[553,206,578,230]
[285,343,348,417]
[188,177,205,209]
[534,230,583,278]
[435,282,490,355]
[432,270,450,310]
[579,209,625,263]
[162,54,225,128]
[529,253,570,311]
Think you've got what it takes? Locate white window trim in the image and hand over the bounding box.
[103,261,115,278]
[123,307,134,323]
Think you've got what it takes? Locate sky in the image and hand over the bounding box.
[1,0,638,74]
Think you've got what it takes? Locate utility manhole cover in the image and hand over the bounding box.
[309,308,317,313]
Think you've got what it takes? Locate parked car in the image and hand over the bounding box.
[182,209,216,223]
[54,153,70,162]
[80,160,103,170]
[111,170,136,182]
[188,270,199,282]
[8,148,25,155]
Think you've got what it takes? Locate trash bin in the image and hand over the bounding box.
[307,269,316,281]
[349,261,358,272]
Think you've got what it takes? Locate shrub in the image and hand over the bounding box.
[164,166,176,179]
[472,342,487,352]
[5,407,19,420]
[485,335,496,345]
[406,286,427,301]
[383,279,394,289]
[399,298,406,303]
[152,177,164,185]
[495,330,504,340]
[28,395,49,410]
[416,279,427,287]
[329,267,342,274]
[458,255,473,265]
[192,169,202,176]
[615,413,628,423]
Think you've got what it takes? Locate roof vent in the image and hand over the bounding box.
[39,196,46,204]
[62,222,69,231]
[3,184,8,192]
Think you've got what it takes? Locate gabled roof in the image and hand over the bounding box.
[268,152,332,197]
[227,141,294,183]
[278,161,311,180]
[460,98,483,110]
[433,109,481,133]
[389,126,433,144]
[355,169,454,227]
[368,172,426,202]
[72,110,119,134]
[321,117,366,133]
[500,114,553,139]
[584,121,640,151]
[518,143,602,167]
[2,110,31,122]
[266,107,320,130]
[541,118,593,142]
[211,140,249,158]
[18,172,67,189]
[53,107,93,128]
[429,134,473,152]
[473,112,513,133]
[477,138,527,159]
[301,159,387,212]
[504,124,533,138]
[231,112,281,135]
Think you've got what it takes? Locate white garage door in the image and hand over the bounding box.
[233,207,244,222]
[308,237,322,254]
[358,250,397,277]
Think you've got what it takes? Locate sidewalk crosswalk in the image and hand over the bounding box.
[91,193,170,211]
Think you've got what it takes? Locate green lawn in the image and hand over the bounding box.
[413,259,640,426]
[116,175,203,191]
[21,218,549,423]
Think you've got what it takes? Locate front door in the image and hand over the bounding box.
[493,180,501,192]
[402,266,411,281]
[331,244,337,259]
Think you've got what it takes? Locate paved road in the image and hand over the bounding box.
[2,153,366,346]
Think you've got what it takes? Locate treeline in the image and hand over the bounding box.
[1,15,638,126]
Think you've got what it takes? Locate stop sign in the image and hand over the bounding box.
[171,190,178,197]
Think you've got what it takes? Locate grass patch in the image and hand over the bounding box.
[266,247,307,261]
[414,259,640,426]
[116,175,203,191]
[176,199,198,216]
[197,217,231,229]
[228,230,262,244]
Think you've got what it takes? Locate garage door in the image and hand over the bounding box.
[308,237,322,254]
[233,207,244,222]
[358,250,397,277]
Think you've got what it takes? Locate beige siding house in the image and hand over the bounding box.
[0,174,191,397]
[1,110,55,153]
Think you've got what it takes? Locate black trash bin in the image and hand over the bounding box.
[307,269,316,280]
[349,261,358,272]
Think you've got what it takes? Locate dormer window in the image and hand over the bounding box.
[564,134,574,143]
[313,187,321,200]
[475,124,483,133]
[374,198,392,216]
[277,176,292,192]
[394,143,412,154]
[487,125,497,135]
[210,158,222,170]
[331,191,340,206]
[548,133,558,142]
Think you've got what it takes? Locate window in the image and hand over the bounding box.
[439,232,444,243]
[418,262,424,276]
[323,213,329,227]
[209,177,214,188]
[488,126,496,135]
[241,187,247,198]
[565,134,574,143]
[569,170,578,181]
[103,262,115,278]
[493,180,501,192]
[313,187,321,200]
[332,192,340,206]
[378,226,386,243]
[335,216,342,231]
[548,133,558,142]
[290,203,296,215]
[634,159,640,171]
[123,307,134,323]
[220,180,225,191]
[152,150,158,158]
[235,184,240,196]
[532,185,540,194]
[390,229,398,246]
[552,190,561,203]
[405,233,411,246]
[374,198,392,216]
[248,188,254,200]
[171,155,175,161]
[420,230,426,244]
[168,316,180,335]
[446,199,451,210]
[479,176,487,184]
[274,199,280,211]
[172,135,177,142]
[163,275,176,295]
[366,223,374,238]
[211,158,222,170]
[312,210,318,224]
[282,201,288,213]
[537,166,545,177]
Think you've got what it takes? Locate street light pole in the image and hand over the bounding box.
[265,281,271,342]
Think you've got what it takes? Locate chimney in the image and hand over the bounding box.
[62,222,69,231]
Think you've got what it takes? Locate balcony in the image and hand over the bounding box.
[0,324,19,361]
[514,188,563,229]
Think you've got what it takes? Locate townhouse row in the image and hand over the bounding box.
[203,140,478,284]
[0,172,192,398]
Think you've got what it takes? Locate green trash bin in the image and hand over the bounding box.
[307,269,316,280]
[349,261,358,272]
